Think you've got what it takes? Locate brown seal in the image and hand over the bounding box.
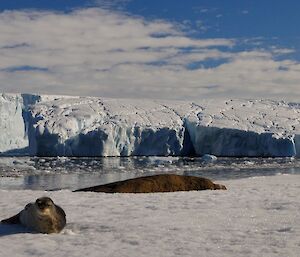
[1,197,66,234]
[74,174,226,193]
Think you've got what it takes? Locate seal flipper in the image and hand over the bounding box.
[1,212,21,224]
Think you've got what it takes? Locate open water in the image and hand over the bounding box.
[0,156,299,191]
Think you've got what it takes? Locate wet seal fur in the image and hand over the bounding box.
[74,174,227,193]
[1,197,66,234]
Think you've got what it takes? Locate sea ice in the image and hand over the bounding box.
[201,154,217,162]
[0,174,299,257]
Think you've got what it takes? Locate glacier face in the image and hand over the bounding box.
[26,97,192,156]
[0,94,27,154]
[0,94,300,157]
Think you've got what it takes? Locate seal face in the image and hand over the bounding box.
[1,197,66,234]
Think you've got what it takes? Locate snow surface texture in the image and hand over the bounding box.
[1,93,300,157]
[0,174,299,257]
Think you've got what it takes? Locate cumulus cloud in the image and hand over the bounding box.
[0,8,299,101]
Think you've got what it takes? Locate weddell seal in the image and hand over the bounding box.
[74,174,227,193]
[1,197,66,234]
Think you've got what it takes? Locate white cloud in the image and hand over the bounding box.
[0,8,299,101]
[88,0,131,10]
[270,47,295,55]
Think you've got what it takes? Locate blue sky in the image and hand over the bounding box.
[0,0,299,100]
[2,0,300,39]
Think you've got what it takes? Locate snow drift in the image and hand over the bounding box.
[0,93,299,157]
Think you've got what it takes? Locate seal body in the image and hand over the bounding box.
[75,174,227,193]
[1,197,66,234]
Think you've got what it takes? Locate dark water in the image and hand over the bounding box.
[0,156,299,191]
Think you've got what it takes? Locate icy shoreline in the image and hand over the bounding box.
[0,174,299,257]
[1,93,300,157]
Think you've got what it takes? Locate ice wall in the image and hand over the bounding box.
[0,94,299,157]
[26,97,192,156]
[294,134,300,156]
[0,94,28,154]
[184,99,300,157]
[185,122,296,157]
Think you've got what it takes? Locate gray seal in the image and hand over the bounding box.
[1,197,66,234]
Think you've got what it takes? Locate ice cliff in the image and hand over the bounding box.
[0,93,299,157]
[0,94,27,153]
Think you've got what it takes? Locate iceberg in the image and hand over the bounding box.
[0,94,299,157]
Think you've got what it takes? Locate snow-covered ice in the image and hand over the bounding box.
[201,154,217,162]
[0,94,27,153]
[0,174,299,257]
[1,93,300,157]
